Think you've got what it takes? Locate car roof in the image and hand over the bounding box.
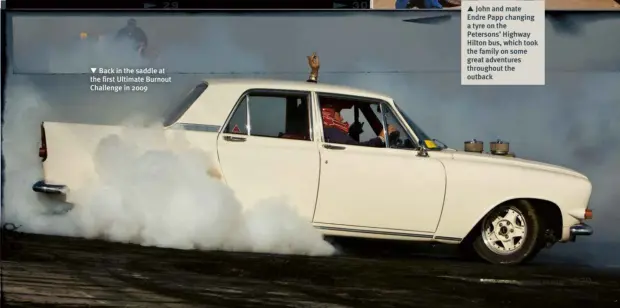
[202,78,393,102]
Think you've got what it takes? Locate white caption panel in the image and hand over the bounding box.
[461,0,545,85]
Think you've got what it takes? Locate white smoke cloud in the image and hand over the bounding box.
[2,77,334,256]
[47,37,150,73]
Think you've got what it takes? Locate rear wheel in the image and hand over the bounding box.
[472,200,544,265]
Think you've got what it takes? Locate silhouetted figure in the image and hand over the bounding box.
[116,18,148,53]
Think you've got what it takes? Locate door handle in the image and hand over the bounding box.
[323,144,345,150]
[223,135,247,142]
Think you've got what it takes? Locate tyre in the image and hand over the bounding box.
[471,200,544,265]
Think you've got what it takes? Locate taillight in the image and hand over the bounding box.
[584,209,593,220]
[39,123,47,162]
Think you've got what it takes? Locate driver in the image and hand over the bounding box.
[115,18,148,52]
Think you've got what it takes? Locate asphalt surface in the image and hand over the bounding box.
[1,231,619,308]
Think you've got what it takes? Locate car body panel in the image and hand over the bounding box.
[313,143,447,234]
[42,122,124,203]
[431,151,591,241]
[217,133,321,220]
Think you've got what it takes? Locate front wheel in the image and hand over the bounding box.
[472,200,544,265]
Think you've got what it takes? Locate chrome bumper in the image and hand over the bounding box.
[32,180,68,195]
[569,223,593,241]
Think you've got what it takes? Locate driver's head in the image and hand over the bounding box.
[334,111,343,122]
[321,103,350,133]
[322,104,346,121]
[321,99,353,121]
[127,18,137,27]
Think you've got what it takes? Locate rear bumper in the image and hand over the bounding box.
[32,180,69,195]
[568,223,593,241]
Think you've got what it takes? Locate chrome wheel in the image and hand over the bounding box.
[481,206,527,255]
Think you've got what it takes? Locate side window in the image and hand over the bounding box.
[317,94,416,150]
[248,95,287,138]
[224,98,248,135]
[382,104,417,150]
[249,93,311,140]
[318,94,386,147]
[225,92,311,141]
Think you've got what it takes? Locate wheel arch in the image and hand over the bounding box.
[461,197,563,245]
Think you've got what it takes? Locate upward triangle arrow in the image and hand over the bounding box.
[468,6,473,12]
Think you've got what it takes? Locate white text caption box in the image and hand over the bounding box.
[461,0,545,85]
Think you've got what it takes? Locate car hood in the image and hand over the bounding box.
[446,150,588,180]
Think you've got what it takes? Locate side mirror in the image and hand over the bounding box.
[416,146,429,157]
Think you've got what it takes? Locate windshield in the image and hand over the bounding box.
[395,104,442,150]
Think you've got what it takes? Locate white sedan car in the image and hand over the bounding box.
[34,78,594,265]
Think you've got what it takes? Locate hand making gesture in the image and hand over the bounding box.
[307,52,320,82]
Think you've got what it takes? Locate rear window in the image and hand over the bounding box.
[163,82,208,127]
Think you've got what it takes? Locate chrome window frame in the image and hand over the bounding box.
[379,102,421,150]
[379,103,389,148]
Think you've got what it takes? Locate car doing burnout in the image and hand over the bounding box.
[34,78,594,265]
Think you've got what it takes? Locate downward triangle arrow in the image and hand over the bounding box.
[90,67,97,73]
[468,6,473,12]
